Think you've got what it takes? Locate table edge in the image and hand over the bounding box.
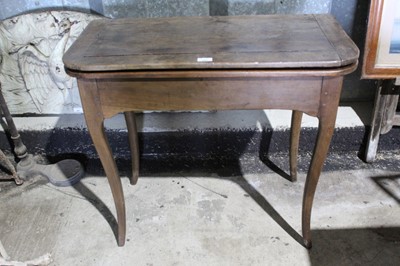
[65,62,358,79]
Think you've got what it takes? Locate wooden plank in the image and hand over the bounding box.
[63,15,359,72]
[313,14,360,66]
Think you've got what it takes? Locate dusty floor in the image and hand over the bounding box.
[1,157,400,266]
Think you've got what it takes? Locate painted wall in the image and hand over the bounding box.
[0,0,376,115]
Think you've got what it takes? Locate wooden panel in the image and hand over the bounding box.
[64,15,359,72]
[97,77,322,118]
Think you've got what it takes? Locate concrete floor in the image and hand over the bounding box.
[1,164,400,265]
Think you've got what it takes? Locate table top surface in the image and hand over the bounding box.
[63,14,359,72]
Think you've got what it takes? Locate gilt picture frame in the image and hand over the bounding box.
[363,0,400,78]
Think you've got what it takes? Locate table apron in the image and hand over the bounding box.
[94,76,324,118]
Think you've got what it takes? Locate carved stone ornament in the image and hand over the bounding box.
[0,11,102,114]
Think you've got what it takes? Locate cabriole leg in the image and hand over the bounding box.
[302,76,343,249]
[78,79,126,246]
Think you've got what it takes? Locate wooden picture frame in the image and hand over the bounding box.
[363,0,400,78]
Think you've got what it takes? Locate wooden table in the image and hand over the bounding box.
[63,15,359,248]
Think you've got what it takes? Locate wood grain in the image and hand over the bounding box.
[64,15,358,72]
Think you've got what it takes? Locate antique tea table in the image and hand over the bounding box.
[63,15,359,247]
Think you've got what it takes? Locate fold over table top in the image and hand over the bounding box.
[63,14,359,72]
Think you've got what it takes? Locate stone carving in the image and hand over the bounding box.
[0,11,102,114]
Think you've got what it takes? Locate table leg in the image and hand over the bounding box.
[124,111,140,185]
[302,76,342,249]
[290,110,303,182]
[78,79,126,246]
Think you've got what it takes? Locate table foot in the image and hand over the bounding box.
[304,239,312,249]
[117,236,125,247]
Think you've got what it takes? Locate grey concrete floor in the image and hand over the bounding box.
[1,165,400,266]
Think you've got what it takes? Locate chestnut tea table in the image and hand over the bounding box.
[63,15,359,248]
